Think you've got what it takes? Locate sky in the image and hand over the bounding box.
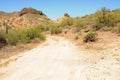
[0,0,120,20]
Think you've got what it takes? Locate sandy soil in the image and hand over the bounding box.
[0,36,120,80]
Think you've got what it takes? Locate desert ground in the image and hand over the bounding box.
[0,36,120,80]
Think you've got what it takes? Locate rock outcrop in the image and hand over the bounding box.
[0,7,51,29]
[55,13,71,23]
[19,8,44,16]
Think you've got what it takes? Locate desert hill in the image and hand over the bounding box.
[0,8,51,29]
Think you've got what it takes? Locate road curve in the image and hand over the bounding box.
[0,36,120,80]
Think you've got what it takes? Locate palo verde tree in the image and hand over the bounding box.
[94,7,117,29]
[97,7,110,26]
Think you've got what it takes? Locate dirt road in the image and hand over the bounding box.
[0,36,120,80]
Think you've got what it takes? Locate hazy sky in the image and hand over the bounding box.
[0,0,120,20]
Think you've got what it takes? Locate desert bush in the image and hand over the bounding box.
[84,29,90,33]
[73,18,84,28]
[0,31,7,48]
[73,18,88,33]
[6,27,45,45]
[6,30,21,45]
[50,27,62,34]
[97,7,110,25]
[102,26,112,31]
[112,23,120,34]
[6,29,30,45]
[73,27,81,33]
[48,23,62,34]
[92,23,104,31]
[83,32,98,43]
[116,24,120,34]
[59,17,73,27]
[96,7,118,28]
[25,27,44,40]
[37,24,50,31]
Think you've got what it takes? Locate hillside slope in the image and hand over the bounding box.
[0,8,51,29]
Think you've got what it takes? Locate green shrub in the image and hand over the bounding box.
[112,23,120,34]
[74,27,81,33]
[102,26,112,31]
[24,27,45,40]
[6,29,27,45]
[37,24,50,31]
[73,18,84,28]
[0,31,7,48]
[84,28,90,33]
[116,23,120,34]
[6,27,45,45]
[92,23,104,31]
[48,23,62,34]
[50,27,62,34]
[83,32,98,43]
[6,30,20,45]
[59,17,73,27]
[117,26,120,34]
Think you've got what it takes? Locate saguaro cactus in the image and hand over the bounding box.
[3,20,9,34]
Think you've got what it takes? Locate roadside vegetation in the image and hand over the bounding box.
[83,32,98,43]
[0,7,120,48]
[0,26,45,48]
[49,7,120,42]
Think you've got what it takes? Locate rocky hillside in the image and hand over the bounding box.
[56,13,70,23]
[0,8,51,29]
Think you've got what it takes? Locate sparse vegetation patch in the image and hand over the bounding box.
[83,32,98,43]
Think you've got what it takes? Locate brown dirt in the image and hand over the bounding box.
[0,36,119,80]
[0,41,42,67]
[0,30,120,80]
[60,29,120,52]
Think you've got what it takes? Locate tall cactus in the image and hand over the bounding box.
[3,20,9,34]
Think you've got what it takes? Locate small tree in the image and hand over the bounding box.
[97,7,110,26]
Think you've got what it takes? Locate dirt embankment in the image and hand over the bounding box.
[0,36,120,80]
